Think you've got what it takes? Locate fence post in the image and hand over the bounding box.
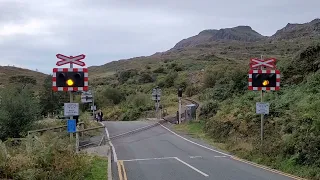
[76,131,79,153]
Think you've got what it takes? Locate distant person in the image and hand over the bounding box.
[98,110,103,122]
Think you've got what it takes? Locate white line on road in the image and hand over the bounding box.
[122,157,176,162]
[214,155,227,158]
[159,123,232,157]
[109,123,158,139]
[175,157,209,177]
[100,122,118,162]
[189,156,202,159]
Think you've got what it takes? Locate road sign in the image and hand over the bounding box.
[256,102,270,114]
[64,103,79,116]
[152,88,161,101]
[91,105,96,111]
[152,95,161,101]
[250,58,276,69]
[56,54,86,66]
[52,68,88,91]
[67,119,76,133]
[81,94,93,103]
[152,88,161,95]
[248,69,280,91]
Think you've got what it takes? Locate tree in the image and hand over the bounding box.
[0,86,40,140]
[39,75,68,116]
[9,75,37,89]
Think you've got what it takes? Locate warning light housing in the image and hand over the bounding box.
[56,72,85,87]
[52,68,88,92]
[252,73,276,87]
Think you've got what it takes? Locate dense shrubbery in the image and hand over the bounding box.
[0,86,40,140]
[198,45,320,179]
[0,132,94,179]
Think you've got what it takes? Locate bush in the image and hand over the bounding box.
[138,72,154,83]
[153,67,165,73]
[0,86,40,140]
[118,69,138,84]
[96,87,125,106]
[185,85,199,97]
[0,132,93,179]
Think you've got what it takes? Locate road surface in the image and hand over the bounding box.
[103,120,300,180]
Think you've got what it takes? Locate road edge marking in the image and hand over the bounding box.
[117,161,123,180]
[158,123,232,157]
[100,122,118,162]
[107,146,113,180]
[231,157,307,180]
[175,157,209,177]
[120,160,128,180]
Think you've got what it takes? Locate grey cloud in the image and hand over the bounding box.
[0,0,319,73]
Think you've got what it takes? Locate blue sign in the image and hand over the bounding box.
[67,119,76,133]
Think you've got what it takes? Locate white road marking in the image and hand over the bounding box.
[214,155,227,158]
[159,123,232,157]
[122,156,176,162]
[109,123,157,139]
[175,157,209,177]
[100,122,118,162]
[121,156,209,177]
[189,156,201,158]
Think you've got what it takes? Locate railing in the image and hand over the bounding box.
[76,125,106,152]
[27,122,85,136]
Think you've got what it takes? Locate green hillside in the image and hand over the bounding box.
[87,18,320,179]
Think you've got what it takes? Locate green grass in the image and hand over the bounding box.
[84,156,108,180]
[173,121,227,151]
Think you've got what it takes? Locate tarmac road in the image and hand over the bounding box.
[103,120,301,180]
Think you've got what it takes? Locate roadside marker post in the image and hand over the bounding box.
[248,55,280,145]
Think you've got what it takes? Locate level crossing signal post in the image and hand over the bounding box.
[248,56,280,145]
[52,54,88,152]
[178,88,183,124]
[152,87,161,119]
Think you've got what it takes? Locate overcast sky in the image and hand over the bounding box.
[0,0,319,74]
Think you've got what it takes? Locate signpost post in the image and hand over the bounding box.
[248,56,280,145]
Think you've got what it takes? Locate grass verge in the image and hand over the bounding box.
[84,156,108,180]
[173,121,227,151]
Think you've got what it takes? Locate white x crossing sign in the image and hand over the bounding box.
[56,54,86,66]
[250,58,276,69]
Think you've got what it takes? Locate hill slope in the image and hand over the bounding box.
[0,66,47,88]
[271,18,320,40]
[87,18,320,180]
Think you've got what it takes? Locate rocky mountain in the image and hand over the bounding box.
[271,18,320,40]
[173,25,266,49]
